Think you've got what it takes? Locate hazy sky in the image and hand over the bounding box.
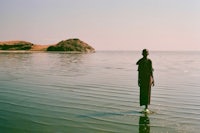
[1,0,200,51]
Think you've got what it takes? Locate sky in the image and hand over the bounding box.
[0,0,200,51]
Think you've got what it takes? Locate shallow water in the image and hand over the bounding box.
[0,51,200,133]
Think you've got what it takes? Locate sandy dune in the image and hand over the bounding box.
[30,45,51,51]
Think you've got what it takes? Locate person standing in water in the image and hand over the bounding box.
[136,49,154,112]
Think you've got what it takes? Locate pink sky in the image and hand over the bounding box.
[0,0,200,51]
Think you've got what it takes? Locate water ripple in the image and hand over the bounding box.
[0,51,200,132]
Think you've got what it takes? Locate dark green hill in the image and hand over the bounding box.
[47,38,95,53]
[0,41,33,50]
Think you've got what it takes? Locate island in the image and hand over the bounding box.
[0,38,95,53]
[0,41,33,50]
[47,38,95,53]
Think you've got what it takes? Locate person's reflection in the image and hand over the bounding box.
[139,115,150,133]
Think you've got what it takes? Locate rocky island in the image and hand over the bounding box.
[0,38,95,53]
[47,39,95,53]
[0,41,33,50]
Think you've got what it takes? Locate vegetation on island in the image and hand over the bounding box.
[0,41,33,50]
[47,38,95,52]
[0,38,95,53]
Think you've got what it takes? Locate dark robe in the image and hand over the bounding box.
[136,57,153,106]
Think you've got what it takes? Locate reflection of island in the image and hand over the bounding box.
[0,38,95,53]
[139,115,150,133]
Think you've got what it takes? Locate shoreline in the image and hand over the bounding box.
[0,50,95,54]
[0,39,95,53]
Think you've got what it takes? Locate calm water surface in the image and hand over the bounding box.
[0,51,200,133]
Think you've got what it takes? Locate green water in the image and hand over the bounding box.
[0,51,200,133]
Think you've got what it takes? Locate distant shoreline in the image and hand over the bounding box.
[0,50,93,54]
[0,49,94,54]
[0,39,95,53]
